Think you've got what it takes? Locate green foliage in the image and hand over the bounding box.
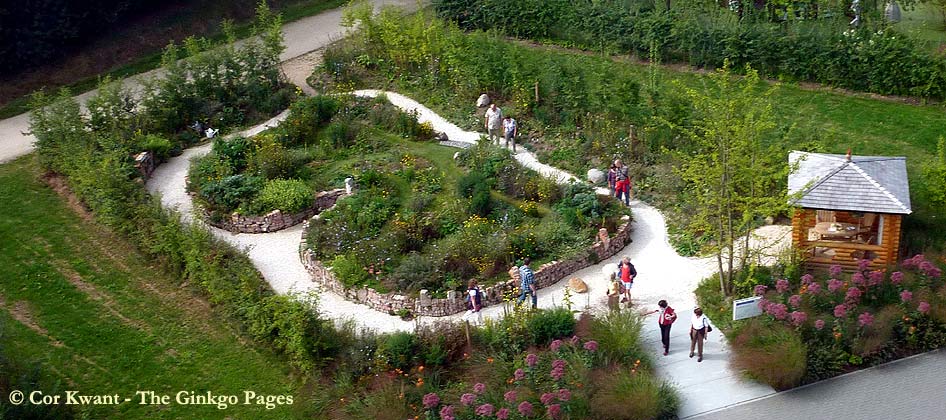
[331,253,373,287]
[248,135,298,180]
[379,332,418,371]
[924,137,946,208]
[731,318,807,390]
[590,370,665,420]
[213,136,253,172]
[589,309,648,367]
[285,94,341,145]
[528,307,577,345]
[389,252,443,291]
[137,134,174,160]
[433,0,946,100]
[247,294,343,372]
[255,178,312,213]
[199,174,264,213]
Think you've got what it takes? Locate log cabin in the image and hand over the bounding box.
[788,151,911,271]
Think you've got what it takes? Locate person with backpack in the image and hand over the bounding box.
[464,279,484,324]
[646,300,677,356]
[689,307,713,362]
[613,159,631,206]
[615,256,636,306]
[517,258,537,309]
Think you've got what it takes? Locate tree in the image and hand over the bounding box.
[660,63,792,296]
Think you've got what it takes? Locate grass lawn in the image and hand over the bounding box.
[896,3,946,51]
[0,156,318,419]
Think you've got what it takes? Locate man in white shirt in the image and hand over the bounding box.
[484,103,503,146]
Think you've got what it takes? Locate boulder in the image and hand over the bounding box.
[587,168,606,184]
[476,93,490,107]
[567,277,588,293]
[435,131,449,142]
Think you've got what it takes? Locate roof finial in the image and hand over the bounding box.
[846,148,852,162]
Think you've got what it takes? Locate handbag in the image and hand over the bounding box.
[704,318,712,333]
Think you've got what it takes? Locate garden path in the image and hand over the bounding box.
[147,89,788,417]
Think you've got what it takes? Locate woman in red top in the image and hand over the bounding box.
[647,300,677,356]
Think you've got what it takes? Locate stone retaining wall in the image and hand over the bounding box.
[300,215,633,317]
[211,189,346,233]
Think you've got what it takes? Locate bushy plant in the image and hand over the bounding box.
[331,253,373,288]
[731,318,807,390]
[389,252,443,292]
[528,307,576,345]
[212,136,253,172]
[590,370,663,420]
[199,174,263,213]
[137,134,174,160]
[254,178,312,214]
[589,309,647,367]
[248,136,297,180]
[380,332,419,371]
[284,94,341,145]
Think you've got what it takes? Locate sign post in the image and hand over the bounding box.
[733,296,763,321]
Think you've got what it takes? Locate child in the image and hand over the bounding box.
[606,273,621,311]
[464,279,483,324]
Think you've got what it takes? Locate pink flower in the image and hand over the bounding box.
[557,388,571,402]
[547,403,562,419]
[845,286,862,304]
[473,383,486,395]
[788,294,802,308]
[423,393,440,409]
[496,408,510,420]
[767,303,789,320]
[790,311,808,326]
[757,298,770,311]
[475,403,495,416]
[807,282,821,294]
[858,259,871,271]
[504,390,518,403]
[830,264,843,278]
[920,261,942,278]
[900,290,913,302]
[570,335,580,345]
[552,359,566,370]
[517,401,534,417]
[801,274,814,286]
[776,278,791,293]
[815,319,826,330]
[540,392,556,405]
[753,285,768,296]
[902,254,924,270]
[828,278,843,293]
[550,339,563,352]
[891,271,904,284]
[868,270,884,286]
[514,368,525,381]
[834,304,847,318]
[583,341,598,352]
[852,272,866,287]
[460,393,476,406]
[858,312,874,327]
[918,301,931,314]
[440,405,455,418]
[526,353,538,368]
[550,366,565,381]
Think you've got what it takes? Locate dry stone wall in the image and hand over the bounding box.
[210,189,346,233]
[300,215,633,317]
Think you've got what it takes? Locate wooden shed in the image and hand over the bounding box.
[788,151,911,270]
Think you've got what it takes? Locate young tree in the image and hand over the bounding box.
[661,63,791,296]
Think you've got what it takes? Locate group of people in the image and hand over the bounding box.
[607,160,632,206]
[645,303,713,362]
[463,258,536,323]
[484,103,518,152]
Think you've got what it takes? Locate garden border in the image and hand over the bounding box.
[204,189,347,234]
[299,215,633,317]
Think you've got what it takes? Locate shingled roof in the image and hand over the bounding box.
[788,151,911,214]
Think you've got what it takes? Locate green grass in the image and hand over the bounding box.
[0,0,347,120]
[896,3,946,51]
[0,156,318,419]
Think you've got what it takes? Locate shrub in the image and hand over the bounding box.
[389,252,443,292]
[137,134,174,160]
[380,331,418,370]
[589,309,647,367]
[285,95,341,145]
[528,307,576,346]
[248,136,297,180]
[247,293,342,372]
[331,253,373,288]
[255,178,312,214]
[590,371,662,420]
[731,318,806,390]
[212,136,253,172]
[199,174,263,213]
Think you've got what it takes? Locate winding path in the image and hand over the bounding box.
[146,89,788,417]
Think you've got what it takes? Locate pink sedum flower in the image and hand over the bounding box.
[891,271,904,284]
[830,264,843,278]
[900,290,913,302]
[788,294,802,308]
[514,368,525,381]
[776,278,791,293]
[807,282,821,294]
[550,339,563,352]
[858,312,874,327]
[834,304,847,318]
[540,392,556,406]
[517,401,534,417]
[845,286,862,303]
[440,405,455,418]
[801,274,814,286]
[473,383,486,395]
[753,285,768,296]
[496,408,510,420]
[547,403,562,419]
[790,311,808,326]
[557,388,571,402]
[525,353,538,368]
[504,390,518,403]
[583,341,598,352]
[815,319,826,330]
[460,393,476,406]
[858,259,871,271]
[828,278,843,293]
[918,301,931,314]
[475,403,495,417]
[422,393,440,409]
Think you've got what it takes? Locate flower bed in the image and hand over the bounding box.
[205,188,345,233]
[709,255,945,390]
[300,216,631,317]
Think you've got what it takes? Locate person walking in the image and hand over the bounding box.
[616,256,636,306]
[606,163,617,193]
[517,257,537,308]
[646,300,677,355]
[463,279,484,324]
[484,103,503,146]
[613,159,630,206]
[689,307,712,362]
[502,115,518,152]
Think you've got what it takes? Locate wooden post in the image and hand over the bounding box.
[464,320,471,347]
[534,81,539,104]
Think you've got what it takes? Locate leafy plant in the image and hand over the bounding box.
[255,178,312,214]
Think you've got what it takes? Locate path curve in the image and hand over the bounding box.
[146,90,788,416]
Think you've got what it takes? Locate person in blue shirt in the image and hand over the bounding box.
[517,258,537,308]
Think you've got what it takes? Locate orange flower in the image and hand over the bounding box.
[418,365,425,372]
[487,357,495,364]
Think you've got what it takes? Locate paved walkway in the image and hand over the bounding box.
[694,349,946,420]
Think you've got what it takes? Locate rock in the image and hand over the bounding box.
[453,152,461,160]
[567,277,588,293]
[447,290,457,300]
[587,168,606,184]
[435,131,448,142]
[476,93,490,107]
[765,216,775,225]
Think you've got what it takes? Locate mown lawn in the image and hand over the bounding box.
[0,156,318,419]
